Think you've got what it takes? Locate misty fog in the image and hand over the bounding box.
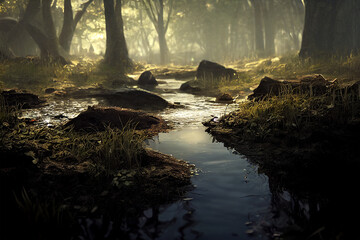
[0,0,305,65]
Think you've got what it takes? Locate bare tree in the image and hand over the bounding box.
[139,0,174,64]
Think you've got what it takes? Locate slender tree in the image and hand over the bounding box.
[139,0,174,65]
[263,0,275,57]
[251,0,264,57]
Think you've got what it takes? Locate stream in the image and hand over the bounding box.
[19,79,348,239]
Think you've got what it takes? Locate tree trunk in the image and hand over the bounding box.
[300,0,338,57]
[300,0,360,58]
[157,0,169,65]
[41,0,63,60]
[252,0,264,57]
[115,0,130,60]
[59,0,74,53]
[59,0,94,53]
[157,26,169,65]
[103,0,132,70]
[263,0,275,57]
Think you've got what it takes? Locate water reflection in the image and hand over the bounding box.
[146,127,358,239]
[147,127,272,240]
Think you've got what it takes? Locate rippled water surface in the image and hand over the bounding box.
[155,79,240,126]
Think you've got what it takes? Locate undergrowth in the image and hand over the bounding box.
[0,58,133,93]
[1,120,146,177]
[64,124,145,175]
[221,87,360,140]
[252,53,360,80]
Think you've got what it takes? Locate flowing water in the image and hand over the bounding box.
[19,79,347,239]
[140,80,277,239]
[145,127,272,240]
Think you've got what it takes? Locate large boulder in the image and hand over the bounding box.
[196,60,237,81]
[65,106,168,133]
[138,71,158,86]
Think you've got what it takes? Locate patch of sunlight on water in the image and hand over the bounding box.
[20,98,101,126]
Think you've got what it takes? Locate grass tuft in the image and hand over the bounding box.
[64,123,145,175]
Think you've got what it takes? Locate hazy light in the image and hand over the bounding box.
[206,3,214,11]
[90,33,104,40]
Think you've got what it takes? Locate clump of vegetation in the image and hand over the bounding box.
[216,84,360,141]
[252,53,360,80]
[95,126,144,170]
[218,71,254,94]
[65,124,145,175]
